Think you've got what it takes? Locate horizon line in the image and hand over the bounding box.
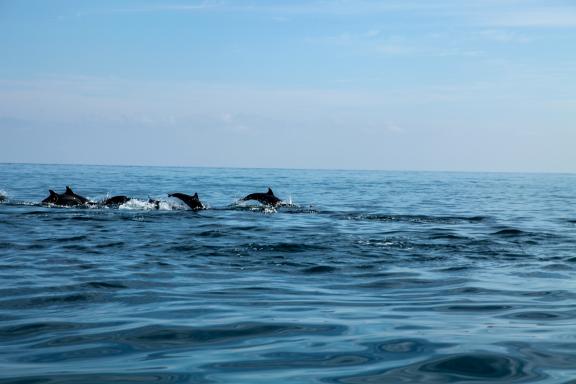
[1,161,574,176]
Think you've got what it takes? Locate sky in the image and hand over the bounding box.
[0,0,575,172]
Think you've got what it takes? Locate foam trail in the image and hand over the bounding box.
[118,199,170,211]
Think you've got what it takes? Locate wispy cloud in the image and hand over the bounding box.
[481,7,576,27]
[75,0,576,30]
[307,31,483,58]
[478,29,531,43]
[75,0,219,17]
[65,0,455,19]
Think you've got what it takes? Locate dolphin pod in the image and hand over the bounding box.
[41,187,130,207]
[37,186,283,209]
[42,187,91,207]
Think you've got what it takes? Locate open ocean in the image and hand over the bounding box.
[1,163,576,383]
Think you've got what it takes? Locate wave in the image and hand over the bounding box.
[352,214,489,225]
[331,352,545,383]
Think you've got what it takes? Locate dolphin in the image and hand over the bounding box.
[0,193,5,203]
[42,187,90,207]
[148,198,161,210]
[241,188,282,206]
[64,186,90,204]
[101,195,131,206]
[169,192,204,210]
[41,190,60,205]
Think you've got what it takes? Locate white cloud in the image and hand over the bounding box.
[478,7,576,28]
[307,32,484,58]
[479,29,531,43]
[66,1,483,18]
[72,1,576,31]
[75,0,219,17]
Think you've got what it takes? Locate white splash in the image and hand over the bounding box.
[118,199,167,211]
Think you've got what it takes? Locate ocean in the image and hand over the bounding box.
[1,163,576,383]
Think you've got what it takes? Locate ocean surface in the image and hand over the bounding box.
[1,163,576,384]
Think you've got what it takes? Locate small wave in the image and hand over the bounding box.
[428,232,469,240]
[352,214,488,225]
[282,206,319,214]
[206,338,454,373]
[501,311,574,321]
[0,293,102,310]
[0,321,99,342]
[229,203,278,214]
[418,353,540,381]
[500,341,576,370]
[492,228,527,237]
[331,352,543,383]
[441,304,514,313]
[490,228,558,242]
[83,281,128,289]
[302,265,337,274]
[357,277,469,290]
[34,322,347,350]
[239,242,329,253]
[0,372,196,384]
[37,235,89,244]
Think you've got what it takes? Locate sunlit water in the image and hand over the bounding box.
[1,163,576,383]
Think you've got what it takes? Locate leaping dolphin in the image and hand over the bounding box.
[42,187,91,206]
[169,192,204,210]
[241,188,282,206]
[101,195,131,206]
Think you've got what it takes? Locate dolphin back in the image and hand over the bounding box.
[42,190,60,204]
[102,195,131,206]
[64,186,90,204]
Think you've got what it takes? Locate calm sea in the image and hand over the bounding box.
[1,163,576,383]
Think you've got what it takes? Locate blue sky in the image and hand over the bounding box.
[1,0,575,172]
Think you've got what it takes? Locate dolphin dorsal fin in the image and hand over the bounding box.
[267,188,274,195]
[193,193,198,198]
[65,186,74,194]
[49,189,58,196]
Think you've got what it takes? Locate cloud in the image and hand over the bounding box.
[479,29,531,43]
[307,32,414,55]
[74,0,219,17]
[307,31,484,58]
[482,7,576,27]
[70,1,482,18]
[72,1,576,31]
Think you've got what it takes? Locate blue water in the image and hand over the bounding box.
[1,163,576,383]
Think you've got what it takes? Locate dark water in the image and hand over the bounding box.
[1,163,576,383]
